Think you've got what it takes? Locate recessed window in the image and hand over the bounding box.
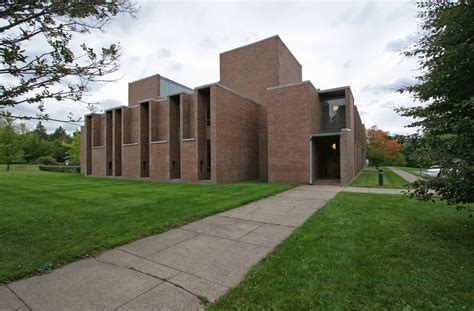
[322,97,346,132]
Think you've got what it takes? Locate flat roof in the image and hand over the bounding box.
[220,35,302,67]
[318,86,350,94]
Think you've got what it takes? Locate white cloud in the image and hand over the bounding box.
[7,0,422,135]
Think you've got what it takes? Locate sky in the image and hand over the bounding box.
[10,0,423,135]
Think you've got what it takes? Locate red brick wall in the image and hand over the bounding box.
[277,39,302,85]
[121,145,140,179]
[128,75,160,107]
[212,85,259,183]
[121,106,141,178]
[149,100,170,180]
[180,94,199,182]
[91,114,106,176]
[267,82,315,183]
[219,36,303,181]
[149,143,169,179]
[91,147,106,176]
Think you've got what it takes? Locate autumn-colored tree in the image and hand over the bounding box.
[366,126,402,167]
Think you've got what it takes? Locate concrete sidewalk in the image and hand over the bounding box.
[1,185,342,311]
[343,186,407,195]
[387,166,419,183]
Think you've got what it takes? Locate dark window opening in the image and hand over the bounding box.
[200,160,204,172]
[107,161,113,175]
[206,139,211,177]
[206,99,211,126]
[198,88,211,127]
[321,96,346,133]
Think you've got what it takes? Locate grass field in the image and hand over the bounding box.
[210,193,474,310]
[0,168,295,283]
[350,167,408,188]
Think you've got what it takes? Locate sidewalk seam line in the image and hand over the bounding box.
[5,284,31,311]
[117,248,230,289]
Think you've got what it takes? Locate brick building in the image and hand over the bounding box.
[81,35,366,185]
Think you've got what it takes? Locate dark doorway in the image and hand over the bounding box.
[312,135,340,182]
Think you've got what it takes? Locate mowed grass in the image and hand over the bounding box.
[351,167,408,188]
[210,193,474,310]
[0,169,295,283]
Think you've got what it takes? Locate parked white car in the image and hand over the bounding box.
[422,165,441,178]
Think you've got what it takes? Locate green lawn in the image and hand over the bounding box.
[351,167,408,188]
[210,193,474,310]
[0,169,295,284]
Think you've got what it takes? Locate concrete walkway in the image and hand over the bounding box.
[387,166,419,183]
[343,186,406,195]
[1,185,343,311]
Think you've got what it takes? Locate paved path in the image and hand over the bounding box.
[387,166,419,183]
[343,186,406,195]
[1,185,343,311]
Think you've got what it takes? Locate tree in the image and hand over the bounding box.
[398,1,474,205]
[50,126,71,162]
[366,126,402,167]
[0,1,137,120]
[33,121,48,140]
[63,130,81,163]
[22,132,54,163]
[0,112,23,171]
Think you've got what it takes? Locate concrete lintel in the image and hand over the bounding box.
[267,80,312,91]
[92,146,105,149]
[84,112,101,117]
[182,138,195,142]
[122,143,139,147]
[150,140,168,144]
[138,98,160,105]
[309,132,342,139]
[104,105,127,112]
[318,86,350,94]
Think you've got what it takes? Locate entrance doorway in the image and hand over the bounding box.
[310,134,341,184]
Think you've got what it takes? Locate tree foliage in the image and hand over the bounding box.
[63,130,81,163]
[0,1,137,119]
[0,112,23,170]
[366,126,402,167]
[398,1,474,205]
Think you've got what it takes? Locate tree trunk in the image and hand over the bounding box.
[6,163,10,171]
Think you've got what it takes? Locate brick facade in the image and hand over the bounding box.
[81,35,366,185]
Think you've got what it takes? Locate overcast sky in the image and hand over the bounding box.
[11,0,423,135]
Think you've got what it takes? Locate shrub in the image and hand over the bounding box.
[38,165,80,173]
[390,154,407,167]
[37,156,57,165]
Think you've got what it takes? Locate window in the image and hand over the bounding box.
[322,97,345,132]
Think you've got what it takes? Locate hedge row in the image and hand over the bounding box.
[38,165,80,173]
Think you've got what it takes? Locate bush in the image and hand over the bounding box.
[38,165,80,173]
[37,156,57,165]
[390,154,408,167]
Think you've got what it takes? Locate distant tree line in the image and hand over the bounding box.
[0,112,80,170]
[366,125,435,170]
